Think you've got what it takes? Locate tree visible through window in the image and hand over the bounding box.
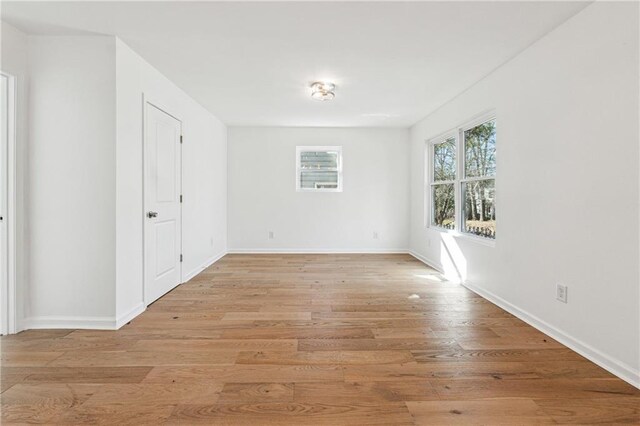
[427,116,496,239]
[431,137,455,229]
[462,119,496,238]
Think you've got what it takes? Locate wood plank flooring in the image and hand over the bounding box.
[1,254,639,424]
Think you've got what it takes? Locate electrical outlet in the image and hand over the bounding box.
[373,231,379,240]
[210,237,213,246]
[268,231,274,239]
[556,284,568,303]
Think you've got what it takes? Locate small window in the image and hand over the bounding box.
[426,114,496,240]
[296,146,342,192]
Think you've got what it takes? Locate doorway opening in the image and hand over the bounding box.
[1,71,17,335]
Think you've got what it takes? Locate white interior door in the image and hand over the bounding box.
[144,102,182,305]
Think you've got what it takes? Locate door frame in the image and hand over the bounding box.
[1,71,17,335]
[142,95,183,306]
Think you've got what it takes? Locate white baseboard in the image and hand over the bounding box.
[408,250,444,272]
[115,302,146,329]
[227,248,409,254]
[22,304,146,330]
[408,248,639,389]
[17,253,228,333]
[17,249,639,389]
[182,250,227,283]
[21,315,118,330]
[462,280,640,389]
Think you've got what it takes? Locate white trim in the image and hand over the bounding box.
[18,246,638,388]
[142,94,149,306]
[296,145,343,192]
[0,72,17,335]
[429,227,497,248]
[459,109,497,134]
[227,248,408,254]
[182,250,226,283]
[21,303,146,331]
[425,131,457,230]
[462,280,640,389]
[454,231,496,248]
[409,249,640,388]
[17,251,229,331]
[462,176,497,183]
[408,250,444,273]
[21,316,118,330]
[115,302,146,329]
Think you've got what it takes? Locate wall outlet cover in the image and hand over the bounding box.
[556,284,568,303]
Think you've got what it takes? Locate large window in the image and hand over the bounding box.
[430,137,456,230]
[427,114,496,240]
[296,146,342,192]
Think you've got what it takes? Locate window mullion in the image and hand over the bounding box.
[431,180,455,186]
[455,129,463,232]
[461,175,495,183]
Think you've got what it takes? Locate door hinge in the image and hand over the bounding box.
[180,254,183,262]
[180,194,183,203]
[180,135,183,144]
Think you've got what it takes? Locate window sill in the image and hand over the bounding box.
[296,188,343,193]
[427,227,496,248]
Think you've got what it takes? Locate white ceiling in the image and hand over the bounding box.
[2,1,589,127]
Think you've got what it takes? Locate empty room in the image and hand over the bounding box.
[0,0,639,424]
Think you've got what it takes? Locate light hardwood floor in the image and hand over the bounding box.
[1,254,638,424]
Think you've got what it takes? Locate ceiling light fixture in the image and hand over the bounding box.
[310,81,335,101]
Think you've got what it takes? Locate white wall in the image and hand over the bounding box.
[1,22,29,326]
[115,39,227,321]
[409,2,639,386]
[12,34,227,328]
[27,36,117,320]
[228,127,409,252]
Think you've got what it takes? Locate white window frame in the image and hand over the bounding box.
[296,146,343,192]
[426,131,458,232]
[425,110,496,246]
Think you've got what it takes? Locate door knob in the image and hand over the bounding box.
[147,211,158,218]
